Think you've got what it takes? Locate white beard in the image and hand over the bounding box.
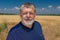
[21,18,34,27]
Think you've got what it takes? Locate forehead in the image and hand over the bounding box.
[22,7,35,12]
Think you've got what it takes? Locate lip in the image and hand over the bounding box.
[25,19,31,21]
[24,18,32,21]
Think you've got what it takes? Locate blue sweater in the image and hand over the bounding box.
[6,21,45,40]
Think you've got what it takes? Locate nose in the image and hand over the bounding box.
[27,12,30,17]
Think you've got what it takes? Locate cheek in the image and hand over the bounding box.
[29,15,35,19]
[31,14,35,18]
[23,15,26,18]
[21,15,26,18]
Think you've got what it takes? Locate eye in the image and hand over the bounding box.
[22,12,34,15]
[22,12,27,15]
[30,12,34,15]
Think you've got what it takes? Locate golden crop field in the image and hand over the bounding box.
[0,15,60,40]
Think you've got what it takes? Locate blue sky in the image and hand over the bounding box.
[0,0,60,14]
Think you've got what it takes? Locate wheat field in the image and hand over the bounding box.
[0,15,60,40]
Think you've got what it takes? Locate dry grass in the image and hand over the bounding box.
[0,15,60,40]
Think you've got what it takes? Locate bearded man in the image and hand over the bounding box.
[6,2,45,40]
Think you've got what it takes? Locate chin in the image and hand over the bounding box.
[22,20,34,26]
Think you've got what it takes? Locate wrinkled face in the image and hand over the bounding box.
[20,7,35,26]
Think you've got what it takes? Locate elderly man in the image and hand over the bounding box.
[6,2,45,40]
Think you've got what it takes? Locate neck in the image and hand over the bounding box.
[27,25,32,28]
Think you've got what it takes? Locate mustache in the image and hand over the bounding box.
[23,18,32,21]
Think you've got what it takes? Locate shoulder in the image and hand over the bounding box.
[8,22,21,33]
[34,21,40,24]
[34,21,42,28]
[34,21,41,26]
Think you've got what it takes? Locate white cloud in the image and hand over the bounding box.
[56,6,60,11]
[9,7,20,11]
[48,5,52,8]
[42,8,45,10]
[57,6,60,9]
[0,7,19,13]
[4,8,7,10]
[14,7,20,10]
